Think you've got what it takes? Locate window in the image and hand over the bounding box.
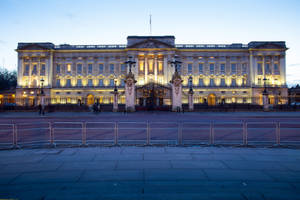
[66,79,71,87]
[109,79,114,86]
[88,79,93,86]
[24,64,29,76]
[198,78,204,86]
[40,64,45,76]
[110,64,114,74]
[210,78,214,86]
[158,62,163,73]
[77,79,82,86]
[188,63,193,74]
[67,64,71,73]
[177,64,181,74]
[99,79,104,86]
[231,79,236,86]
[121,64,126,73]
[56,79,60,87]
[231,63,236,74]
[139,61,144,72]
[99,64,104,74]
[257,63,263,75]
[32,65,37,75]
[199,63,203,74]
[88,64,93,74]
[242,63,247,74]
[220,78,226,86]
[220,64,225,74]
[265,63,271,74]
[77,64,82,74]
[209,64,214,74]
[56,64,60,74]
[274,63,280,75]
[121,79,125,86]
[258,78,261,85]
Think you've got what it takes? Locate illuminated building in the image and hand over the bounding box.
[16,36,288,107]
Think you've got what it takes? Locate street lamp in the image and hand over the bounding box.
[263,77,268,96]
[169,55,182,73]
[188,75,193,93]
[39,78,45,115]
[125,56,136,73]
[114,78,118,93]
[40,78,45,95]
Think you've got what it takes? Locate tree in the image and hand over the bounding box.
[0,68,17,91]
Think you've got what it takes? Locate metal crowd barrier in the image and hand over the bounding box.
[0,120,300,149]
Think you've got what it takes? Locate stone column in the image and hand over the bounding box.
[125,71,136,112]
[17,56,22,87]
[154,56,158,82]
[144,56,148,84]
[188,89,194,111]
[279,54,286,85]
[113,91,118,112]
[171,71,183,112]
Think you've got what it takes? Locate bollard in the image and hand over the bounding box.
[178,122,183,146]
[82,122,87,146]
[209,121,215,145]
[243,121,248,146]
[114,122,118,146]
[146,121,150,146]
[276,122,280,146]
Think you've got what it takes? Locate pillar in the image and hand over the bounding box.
[171,71,183,112]
[125,71,136,112]
[188,90,194,111]
[154,56,158,82]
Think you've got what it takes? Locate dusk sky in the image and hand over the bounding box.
[0,0,299,86]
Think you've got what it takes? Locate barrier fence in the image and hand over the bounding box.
[0,121,300,149]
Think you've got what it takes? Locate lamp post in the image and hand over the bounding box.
[262,77,269,111]
[40,78,45,115]
[188,75,194,111]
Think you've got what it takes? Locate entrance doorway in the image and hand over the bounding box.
[87,94,94,105]
[208,94,216,106]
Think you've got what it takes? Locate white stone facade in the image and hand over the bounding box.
[15,36,288,107]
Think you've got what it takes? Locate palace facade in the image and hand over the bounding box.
[16,36,288,107]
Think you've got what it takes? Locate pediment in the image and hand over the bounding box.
[127,39,174,48]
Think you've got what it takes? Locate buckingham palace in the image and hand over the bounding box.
[15,35,288,110]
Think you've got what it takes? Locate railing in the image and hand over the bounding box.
[175,44,249,49]
[1,121,300,149]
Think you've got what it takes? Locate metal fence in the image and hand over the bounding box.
[0,121,300,149]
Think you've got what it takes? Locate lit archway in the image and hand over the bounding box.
[87,94,94,105]
[208,93,216,106]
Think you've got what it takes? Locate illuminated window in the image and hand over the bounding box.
[67,64,71,72]
[99,79,104,86]
[199,63,203,74]
[148,60,153,73]
[88,79,93,86]
[209,64,214,74]
[257,63,263,75]
[139,61,144,72]
[158,62,163,73]
[188,63,193,74]
[88,64,93,74]
[40,64,45,76]
[258,78,262,85]
[110,64,114,74]
[99,64,104,74]
[77,64,82,74]
[231,63,236,74]
[77,79,82,86]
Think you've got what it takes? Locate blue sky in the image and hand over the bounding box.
[0,0,299,86]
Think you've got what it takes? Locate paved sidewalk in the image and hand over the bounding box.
[1,146,300,200]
